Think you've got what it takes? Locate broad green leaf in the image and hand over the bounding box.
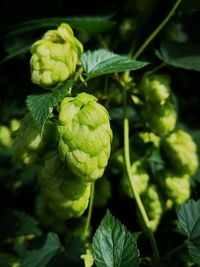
[177,199,200,236]
[92,210,140,267]
[26,79,73,134]
[5,16,116,37]
[21,233,61,267]
[187,240,200,265]
[177,200,200,266]
[156,41,200,71]
[81,49,148,79]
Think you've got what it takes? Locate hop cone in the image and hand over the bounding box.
[142,185,164,231]
[38,150,91,220]
[12,114,55,165]
[162,129,198,176]
[0,125,12,148]
[57,92,113,182]
[121,160,149,198]
[142,99,177,136]
[139,74,171,104]
[30,23,83,88]
[159,171,190,206]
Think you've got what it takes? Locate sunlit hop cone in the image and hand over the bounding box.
[37,150,91,220]
[139,74,171,104]
[159,171,190,206]
[30,23,83,88]
[142,99,177,136]
[57,93,113,182]
[162,129,198,176]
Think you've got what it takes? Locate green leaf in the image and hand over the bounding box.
[156,41,200,71]
[13,211,41,236]
[26,79,73,134]
[81,49,148,79]
[177,199,200,265]
[0,45,30,66]
[5,16,116,37]
[177,199,200,237]
[92,210,140,267]
[187,241,200,265]
[21,233,61,267]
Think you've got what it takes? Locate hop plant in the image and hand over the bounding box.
[159,171,190,206]
[139,74,171,104]
[121,160,149,198]
[38,150,91,220]
[30,23,83,88]
[94,176,112,207]
[142,99,177,136]
[162,129,198,176]
[57,92,113,182]
[12,114,55,165]
[142,185,164,231]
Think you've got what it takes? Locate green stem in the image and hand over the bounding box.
[123,89,160,265]
[133,0,182,60]
[83,182,95,240]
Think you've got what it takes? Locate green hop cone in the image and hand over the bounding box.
[121,160,149,198]
[142,185,164,232]
[38,150,91,220]
[57,92,113,182]
[139,74,171,104]
[0,125,12,148]
[162,129,198,176]
[159,171,190,206]
[30,23,83,88]
[94,176,112,207]
[138,132,160,148]
[142,99,177,136]
[12,113,55,166]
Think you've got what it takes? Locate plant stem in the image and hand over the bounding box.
[83,182,95,240]
[123,89,160,265]
[133,0,182,60]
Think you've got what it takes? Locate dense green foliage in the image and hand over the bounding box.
[1,0,200,266]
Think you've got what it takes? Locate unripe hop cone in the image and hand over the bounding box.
[159,171,190,206]
[139,74,171,104]
[30,23,83,88]
[142,184,164,232]
[142,99,177,136]
[38,150,91,220]
[162,129,198,176]
[57,93,113,182]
